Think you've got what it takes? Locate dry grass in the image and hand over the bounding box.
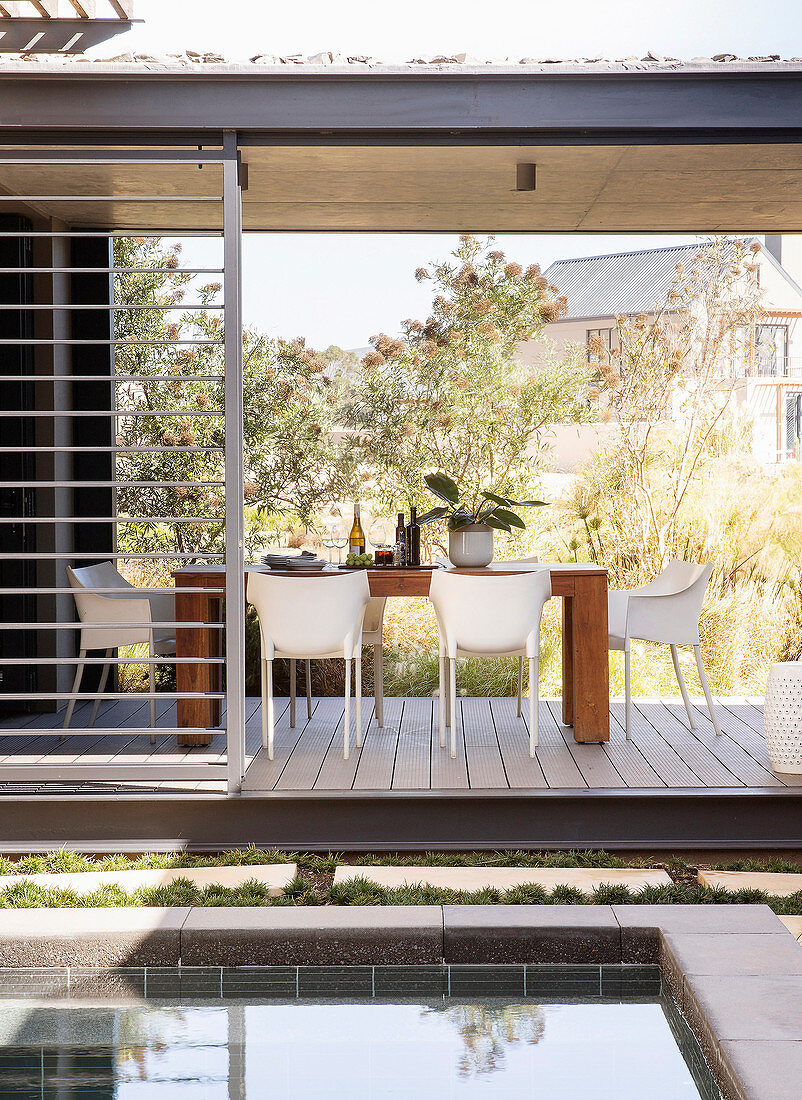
[114,450,802,700]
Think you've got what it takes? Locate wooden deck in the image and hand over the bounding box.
[243,694,799,794]
[0,694,793,794]
[1,695,801,851]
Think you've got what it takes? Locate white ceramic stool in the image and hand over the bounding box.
[764,661,802,773]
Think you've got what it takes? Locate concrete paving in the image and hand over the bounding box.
[778,915,802,941]
[0,907,189,966]
[699,869,802,896]
[181,904,443,966]
[334,865,671,892]
[0,864,296,897]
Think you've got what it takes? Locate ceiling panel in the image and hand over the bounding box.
[0,143,800,231]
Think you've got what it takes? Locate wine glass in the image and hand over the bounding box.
[320,523,337,563]
[369,517,389,550]
[330,520,348,564]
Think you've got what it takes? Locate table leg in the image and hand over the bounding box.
[570,573,609,742]
[562,595,574,727]
[176,587,220,746]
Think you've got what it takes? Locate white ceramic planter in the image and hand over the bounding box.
[764,661,802,773]
[448,523,494,568]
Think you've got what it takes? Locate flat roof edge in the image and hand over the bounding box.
[1,62,802,78]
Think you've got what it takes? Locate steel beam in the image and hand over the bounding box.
[2,70,802,135]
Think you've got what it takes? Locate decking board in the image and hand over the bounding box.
[0,696,789,806]
[661,699,784,788]
[391,697,432,790]
[353,697,402,791]
[609,700,704,787]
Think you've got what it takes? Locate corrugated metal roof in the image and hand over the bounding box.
[544,243,721,320]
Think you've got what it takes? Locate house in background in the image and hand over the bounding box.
[519,236,802,469]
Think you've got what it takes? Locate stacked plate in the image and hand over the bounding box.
[261,552,327,572]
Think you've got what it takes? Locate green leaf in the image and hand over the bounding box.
[481,491,514,508]
[448,512,477,530]
[416,507,449,525]
[424,471,459,504]
[492,507,526,529]
[508,498,548,508]
[483,514,512,531]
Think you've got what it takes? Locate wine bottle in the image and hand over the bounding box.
[406,506,421,567]
[349,503,366,555]
[394,511,407,566]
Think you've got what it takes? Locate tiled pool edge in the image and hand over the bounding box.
[0,903,797,1099]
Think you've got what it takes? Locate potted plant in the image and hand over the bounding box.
[419,472,546,567]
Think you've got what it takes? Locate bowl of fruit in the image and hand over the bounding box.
[341,552,374,569]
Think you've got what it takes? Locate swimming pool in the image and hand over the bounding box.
[0,965,719,1097]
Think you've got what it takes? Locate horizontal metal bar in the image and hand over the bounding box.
[0,587,226,595]
[0,339,224,346]
[4,410,223,417]
[0,196,222,202]
[0,229,222,236]
[0,517,223,524]
[0,304,224,311]
[0,622,225,629]
[0,765,228,781]
[0,692,225,700]
[0,552,224,559]
[0,375,224,382]
[0,446,224,454]
[0,267,223,274]
[0,481,224,487]
[2,657,224,665]
[0,729,217,738]
[0,231,223,238]
[0,153,225,165]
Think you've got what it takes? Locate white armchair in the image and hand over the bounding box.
[248,570,370,760]
[433,556,540,720]
[286,597,387,728]
[429,569,552,758]
[64,562,176,735]
[608,560,720,738]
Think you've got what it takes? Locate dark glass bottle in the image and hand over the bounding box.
[394,511,407,567]
[406,506,421,567]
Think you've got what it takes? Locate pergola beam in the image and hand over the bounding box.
[0,0,127,15]
[66,0,96,16]
[31,0,60,16]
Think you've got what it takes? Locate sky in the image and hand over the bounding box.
[90,0,802,349]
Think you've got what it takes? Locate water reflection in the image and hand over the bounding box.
[422,1002,545,1077]
[0,998,707,1098]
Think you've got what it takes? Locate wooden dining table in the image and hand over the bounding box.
[171,563,609,746]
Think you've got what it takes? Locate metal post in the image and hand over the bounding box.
[223,132,245,793]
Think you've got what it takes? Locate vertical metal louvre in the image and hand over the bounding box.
[0,142,245,790]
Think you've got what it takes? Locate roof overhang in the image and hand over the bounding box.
[0,2,135,54]
[1,65,802,232]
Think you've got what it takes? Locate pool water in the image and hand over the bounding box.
[0,966,719,1098]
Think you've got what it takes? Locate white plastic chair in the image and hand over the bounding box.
[248,570,370,760]
[429,569,552,758]
[64,562,176,736]
[608,560,721,738]
[364,597,388,727]
[288,597,387,729]
[434,555,540,719]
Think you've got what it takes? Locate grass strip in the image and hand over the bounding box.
[0,870,801,916]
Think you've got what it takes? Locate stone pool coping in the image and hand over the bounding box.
[0,903,798,1099]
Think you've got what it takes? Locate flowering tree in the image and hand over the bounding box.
[113,237,338,558]
[590,236,765,571]
[344,234,593,532]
